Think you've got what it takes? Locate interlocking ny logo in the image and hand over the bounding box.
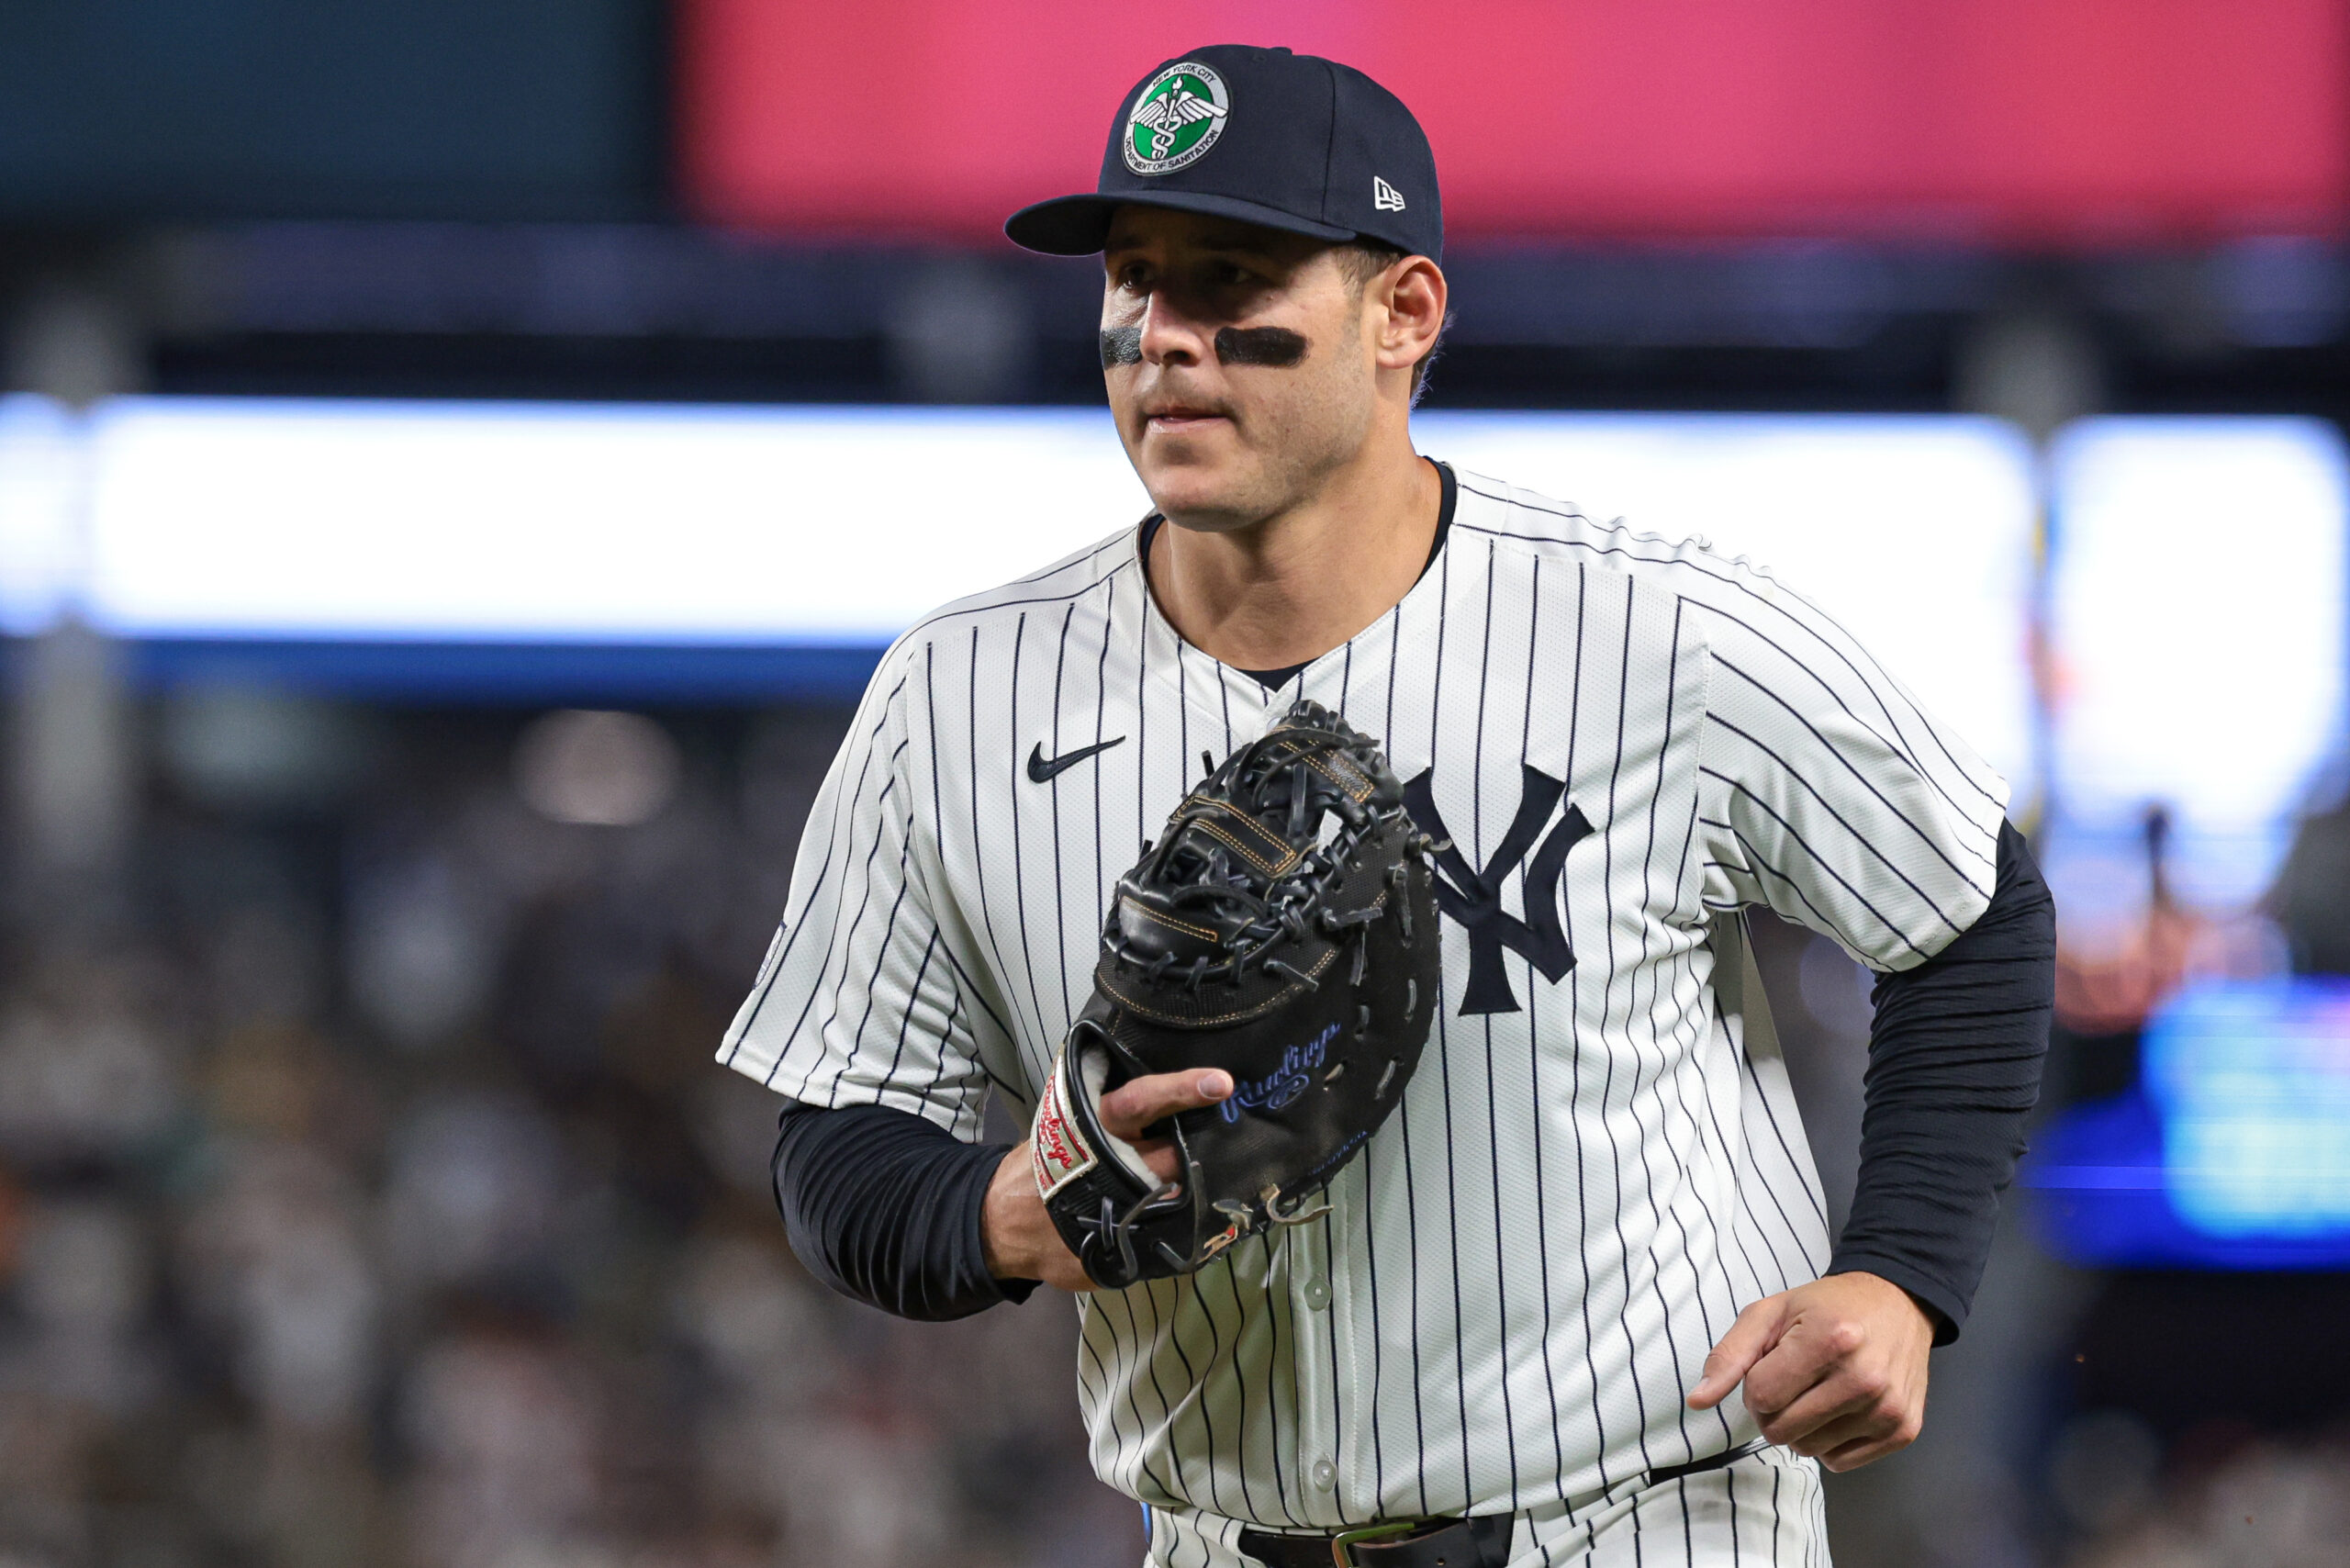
[1403,766,1595,1015]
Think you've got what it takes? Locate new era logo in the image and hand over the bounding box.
[1372,176,1407,211]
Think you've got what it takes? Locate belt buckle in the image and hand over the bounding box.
[1327,1520,1421,1566]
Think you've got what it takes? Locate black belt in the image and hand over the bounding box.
[1235,1443,1765,1568]
[1236,1515,1509,1568]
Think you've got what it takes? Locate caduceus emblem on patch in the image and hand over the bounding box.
[1125,62,1230,175]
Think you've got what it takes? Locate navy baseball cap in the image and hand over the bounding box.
[1005,44,1442,262]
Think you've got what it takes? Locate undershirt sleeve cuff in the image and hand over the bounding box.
[772,1100,1037,1321]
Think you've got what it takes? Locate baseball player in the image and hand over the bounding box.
[723,44,2053,1568]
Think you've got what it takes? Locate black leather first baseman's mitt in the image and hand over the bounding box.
[1029,700,1442,1289]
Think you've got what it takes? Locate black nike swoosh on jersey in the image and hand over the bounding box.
[1026,736,1126,783]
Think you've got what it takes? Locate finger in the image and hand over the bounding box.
[1099,1067,1233,1140]
[1687,1296,1787,1409]
[1136,1139,1181,1184]
[1816,1427,1917,1473]
[1768,1393,1886,1455]
[1788,1411,1882,1458]
[1757,1363,1880,1448]
[1740,1316,1863,1420]
[1806,1396,1924,1470]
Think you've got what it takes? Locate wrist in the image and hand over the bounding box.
[1826,1258,1956,1343]
[1830,1269,1940,1338]
[981,1146,1046,1281]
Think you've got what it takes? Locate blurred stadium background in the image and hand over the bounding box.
[2,4,2349,1566]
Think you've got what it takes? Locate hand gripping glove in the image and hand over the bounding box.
[1028,699,1441,1289]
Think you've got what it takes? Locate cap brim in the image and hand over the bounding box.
[1004,189,1360,255]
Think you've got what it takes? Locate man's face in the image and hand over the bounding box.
[1100,205,1380,530]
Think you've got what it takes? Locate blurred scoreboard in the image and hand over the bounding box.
[0,0,2339,241]
[2033,980,2350,1269]
[680,0,2349,245]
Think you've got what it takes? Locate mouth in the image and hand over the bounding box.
[1140,402,1229,436]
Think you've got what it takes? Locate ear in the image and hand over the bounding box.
[1371,257,1447,383]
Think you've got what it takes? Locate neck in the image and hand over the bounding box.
[1147,430,1441,670]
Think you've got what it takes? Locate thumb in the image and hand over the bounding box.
[1687,1294,1789,1409]
[1098,1067,1234,1141]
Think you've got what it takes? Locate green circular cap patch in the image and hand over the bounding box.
[1125,62,1231,176]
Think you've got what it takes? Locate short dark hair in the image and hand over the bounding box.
[1333,241,1446,406]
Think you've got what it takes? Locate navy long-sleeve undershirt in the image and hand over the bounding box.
[1824,819,2053,1340]
[769,1101,1030,1321]
[769,820,2053,1336]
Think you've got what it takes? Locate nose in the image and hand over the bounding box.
[1136,289,1212,368]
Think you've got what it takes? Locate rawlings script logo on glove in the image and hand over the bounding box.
[1220,1022,1342,1121]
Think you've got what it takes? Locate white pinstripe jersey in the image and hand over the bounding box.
[720,465,2007,1527]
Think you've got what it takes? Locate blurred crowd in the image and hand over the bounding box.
[0,690,1138,1568]
[4,677,2350,1568]
[2054,1417,2350,1568]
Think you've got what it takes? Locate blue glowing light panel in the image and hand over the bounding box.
[2152,981,2350,1238]
[2030,979,2350,1269]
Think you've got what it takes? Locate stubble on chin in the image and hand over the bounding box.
[1135,437,1284,534]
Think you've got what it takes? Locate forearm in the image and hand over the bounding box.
[771,1101,1035,1320]
[1829,819,2054,1340]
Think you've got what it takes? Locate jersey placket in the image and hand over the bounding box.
[1275,1205,1347,1525]
[1313,1157,1386,1522]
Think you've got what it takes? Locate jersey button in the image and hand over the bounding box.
[1303,1281,1330,1311]
[1310,1459,1337,1491]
